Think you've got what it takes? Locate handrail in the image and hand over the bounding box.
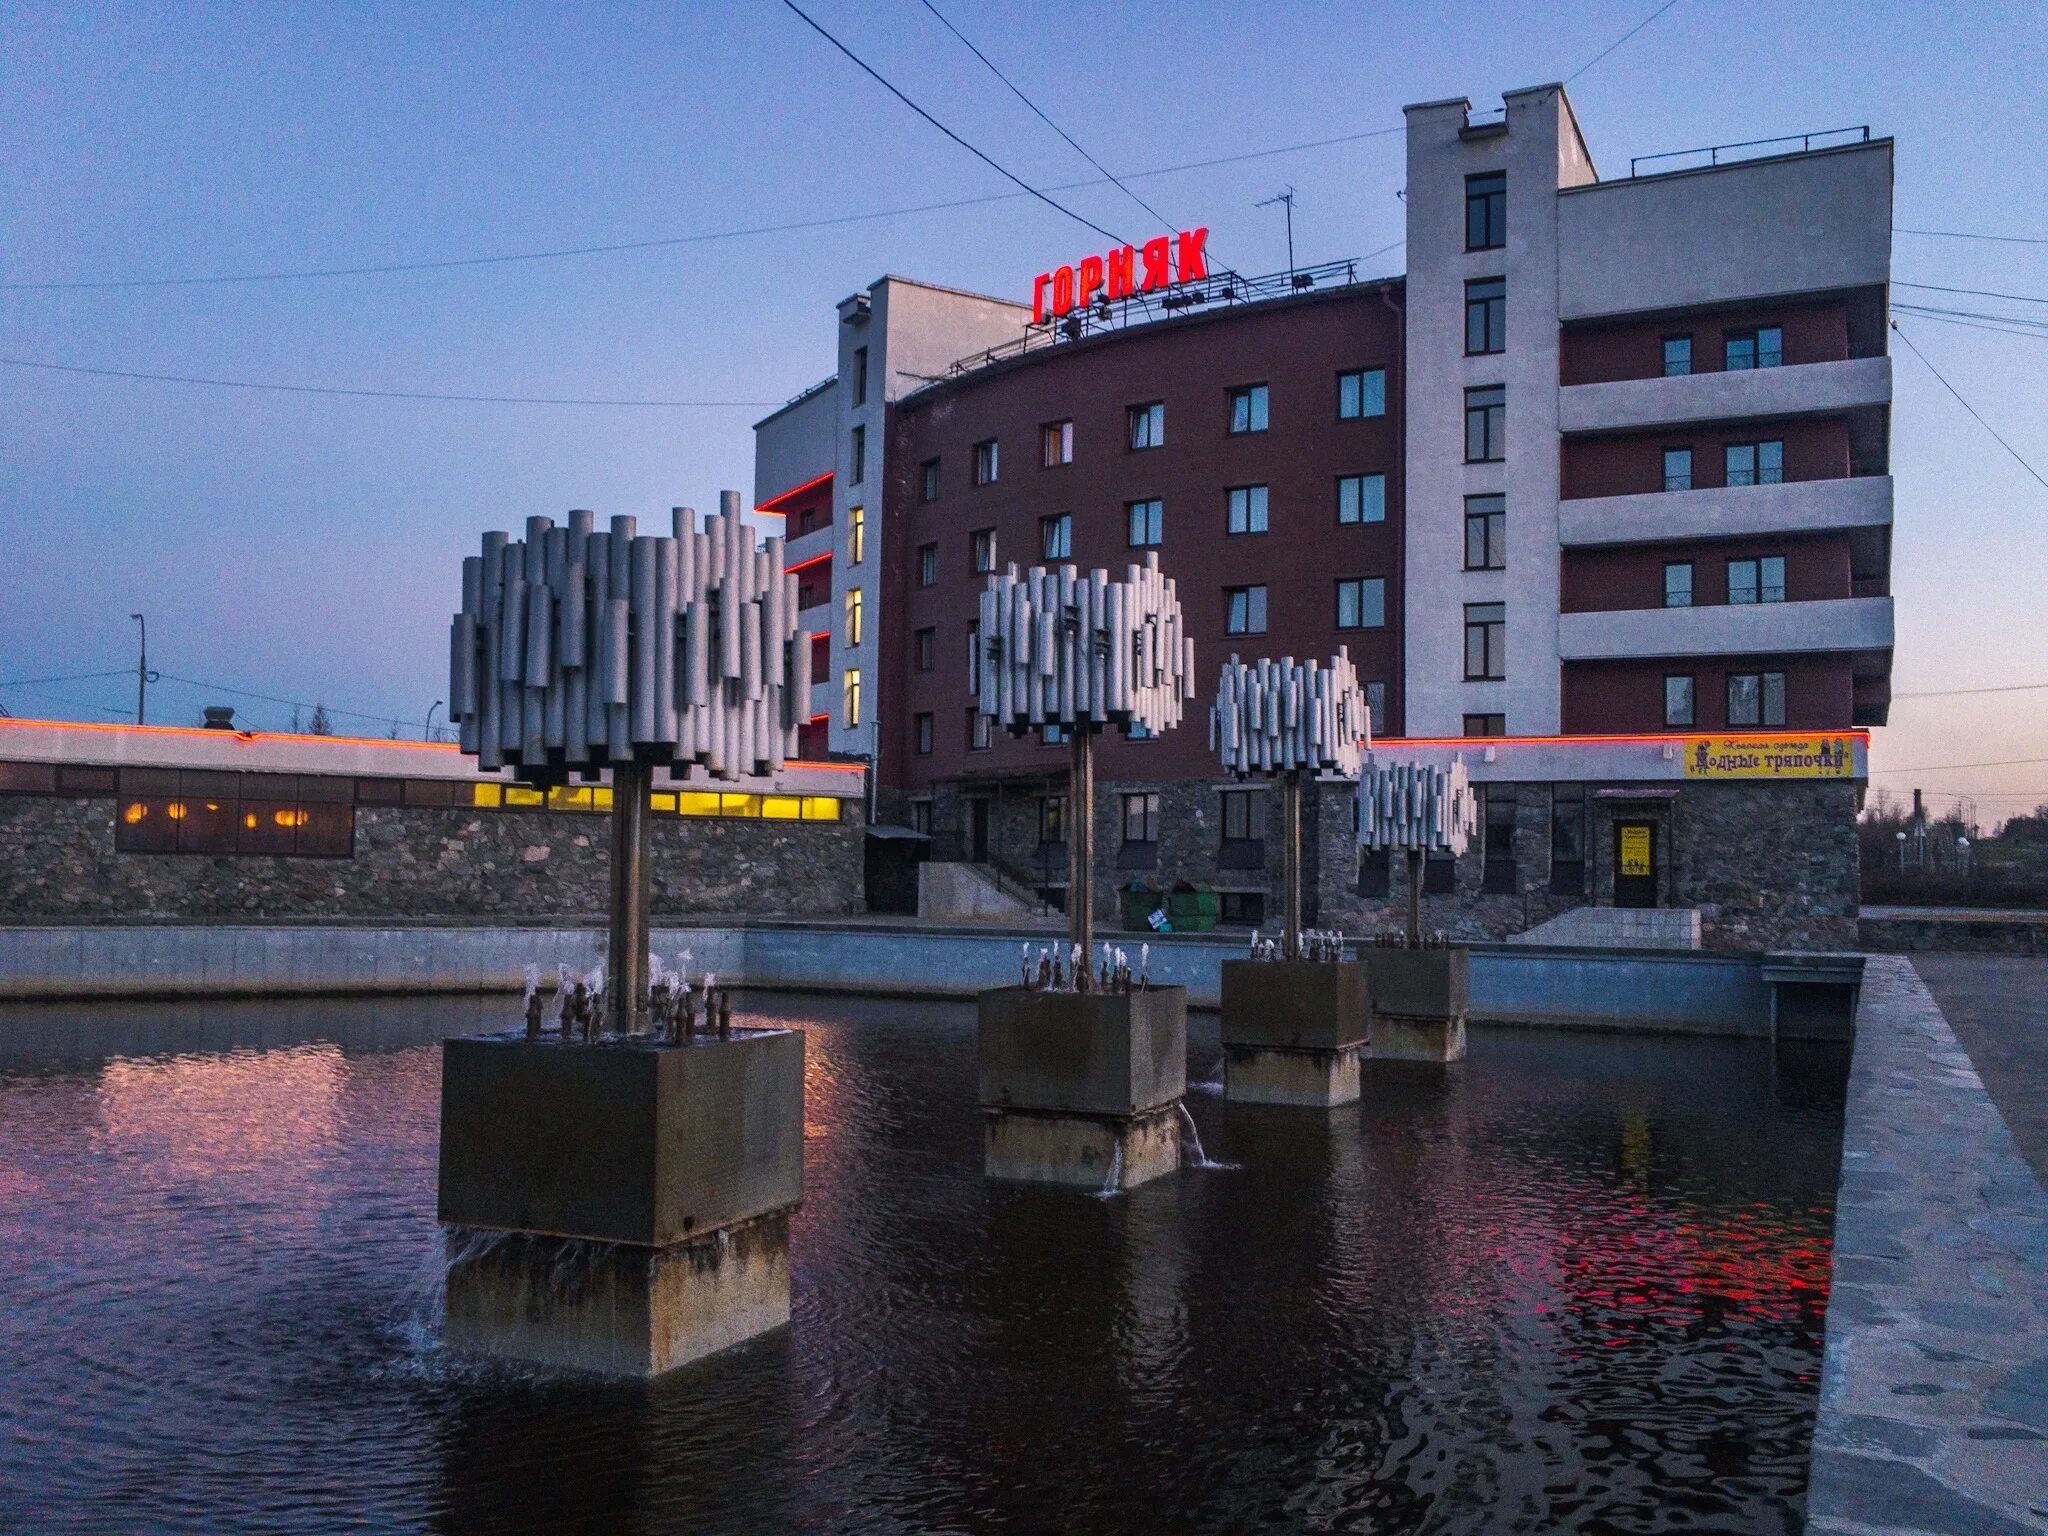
[1629,126,1869,178]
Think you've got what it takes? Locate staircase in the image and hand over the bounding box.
[1508,906,1702,951]
[917,862,1037,921]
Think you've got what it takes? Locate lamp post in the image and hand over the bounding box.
[425,699,444,742]
[129,613,147,725]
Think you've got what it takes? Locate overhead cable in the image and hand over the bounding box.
[1889,322,2048,492]
[0,357,772,407]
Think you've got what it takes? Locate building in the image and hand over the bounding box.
[752,84,1894,950]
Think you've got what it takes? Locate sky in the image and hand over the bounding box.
[3,0,2045,826]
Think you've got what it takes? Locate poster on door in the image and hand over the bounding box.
[1618,825,1653,877]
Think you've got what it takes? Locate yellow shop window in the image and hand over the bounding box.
[593,786,614,810]
[503,785,544,808]
[648,792,677,813]
[548,786,604,812]
[759,796,802,820]
[720,794,762,817]
[677,792,723,817]
[472,784,503,807]
[800,797,842,822]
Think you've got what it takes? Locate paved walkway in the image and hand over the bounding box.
[1913,954,2048,1186]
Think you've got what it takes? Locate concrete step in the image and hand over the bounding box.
[916,862,1035,921]
[1506,905,1702,951]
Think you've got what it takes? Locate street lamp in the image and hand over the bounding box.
[425,699,444,742]
[129,613,147,725]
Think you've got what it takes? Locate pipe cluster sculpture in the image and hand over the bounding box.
[1356,758,1477,856]
[446,493,809,786]
[974,553,1196,738]
[1209,649,1371,778]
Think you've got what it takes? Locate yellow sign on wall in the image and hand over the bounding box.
[1618,824,1652,877]
[1681,736,1857,780]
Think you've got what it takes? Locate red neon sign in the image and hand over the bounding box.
[1032,228,1209,325]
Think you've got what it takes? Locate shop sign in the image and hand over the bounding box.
[1682,735,1857,779]
[1618,825,1653,877]
[1032,229,1209,324]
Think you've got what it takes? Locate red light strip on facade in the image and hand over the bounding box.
[755,469,833,517]
[785,550,833,576]
[0,716,460,751]
[1380,729,1872,749]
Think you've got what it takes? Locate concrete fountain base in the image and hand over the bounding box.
[436,1027,803,1375]
[1363,948,1471,1062]
[976,985,1188,1189]
[1219,959,1370,1107]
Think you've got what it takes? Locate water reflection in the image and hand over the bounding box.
[0,992,1846,1534]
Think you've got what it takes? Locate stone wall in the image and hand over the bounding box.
[0,795,865,923]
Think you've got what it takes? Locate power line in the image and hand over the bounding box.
[0,129,1406,294]
[0,667,133,689]
[153,672,424,732]
[1895,225,2047,245]
[1871,755,2048,774]
[0,357,772,407]
[1894,309,2048,345]
[1890,321,2048,492]
[915,0,1178,238]
[1566,0,1685,82]
[778,0,1124,248]
[1896,279,2048,306]
[1891,680,2048,699]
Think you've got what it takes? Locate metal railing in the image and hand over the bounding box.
[927,257,1370,387]
[1629,126,1870,179]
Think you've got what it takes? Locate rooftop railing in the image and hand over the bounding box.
[1627,126,1871,179]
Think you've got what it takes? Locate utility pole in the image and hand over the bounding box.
[129,613,148,725]
[1257,186,1297,275]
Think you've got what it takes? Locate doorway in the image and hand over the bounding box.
[969,799,990,864]
[1614,820,1659,908]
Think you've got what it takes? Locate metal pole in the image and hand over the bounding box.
[608,758,651,1034]
[1406,848,1422,950]
[130,613,147,725]
[1069,729,1094,982]
[425,699,443,742]
[1281,771,1302,960]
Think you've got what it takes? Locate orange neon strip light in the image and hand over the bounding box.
[755,469,833,516]
[785,550,833,576]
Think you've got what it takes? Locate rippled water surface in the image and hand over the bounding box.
[0,993,1848,1534]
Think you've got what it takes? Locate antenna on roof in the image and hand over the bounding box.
[1256,186,1297,276]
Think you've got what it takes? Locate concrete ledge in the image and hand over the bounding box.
[1223,1042,1364,1106]
[1219,960,1368,1051]
[1806,955,2048,1535]
[976,986,1187,1116]
[982,1104,1181,1189]
[1860,910,2048,958]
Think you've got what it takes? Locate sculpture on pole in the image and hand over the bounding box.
[445,493,812,1031]
[975,552,1195,986]
[1356,758,1477,948]
[1209,649,1371,960]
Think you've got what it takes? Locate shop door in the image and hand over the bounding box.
[969,799,990,864]
[1614,820,1658,908]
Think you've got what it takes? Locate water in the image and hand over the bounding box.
[0,993,1849,1534]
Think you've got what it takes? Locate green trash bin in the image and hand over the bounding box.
[1120,881,1166,933]
[1166,880,1219,933]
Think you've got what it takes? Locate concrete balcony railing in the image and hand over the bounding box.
[783,523,836,571]
[1558,474,1893,547]
[796,603,831,643]
[808,677,837,721]
[1557,595,1894,661]
[1559,356,1891,434]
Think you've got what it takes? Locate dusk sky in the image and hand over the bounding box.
[4,1,2044,823]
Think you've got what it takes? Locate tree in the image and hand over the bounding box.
[307,703,333,736]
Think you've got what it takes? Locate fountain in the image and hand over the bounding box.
[435,497,809,1375]
[973,554,1199,1190]
[1357,758,1478,1061]
[1211,651,1376,1106]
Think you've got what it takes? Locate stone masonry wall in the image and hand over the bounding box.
[0,795,865,923]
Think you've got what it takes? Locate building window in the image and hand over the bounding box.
[1122,791,1160,845]
[967,622,980,698]
[1041,721,1068,746]
[1464,493,1505,569]
[844,587,863,647]
[910,799,932,835]
[1338,368,1386,419]
[1338,473,1387,525]
[1365,680,1387,729]
[1464,602,1505,680]
[974,438,999,485]
[115,772,356,858]
[1220,788,1261,842]
[1226,484,1269,535]
[843,669,862,727]
[1466,171,1506,251]
[1728,555,1787,604]
[1463,713,1506,737]
[1127,497,1163,548]
[1041,419,1074,467]
[1725,326,1783,370]
[848,504,865,564]
[969,710,991,750]
[1464,385,1505,462]
[1662,336,1693,377]
[1482,787,1517,894]
[914,627,935,671]
[1336,577,1386,630]
[1041,513,1072,561]
[1424,853,1456,894]
[1219,891,1266,925]
[1664,673,1695,727]
[1039,794,1066,845]
[1129,401,1164,449]
[914,712,933,755]
[1726,670,1788,728]
[1465,277,1506,355]
[1357,846,1391,897]
[850,424,865,485]
[917,542,938,587]
[1228,383,1269,434]
[1724,440,1785,488]
[971,528,996,574]
[1225,585,1268,635]
[1663,447,1693,492]
[1550,783,1587,895]
[1664,561,1694,608]
[852,346,868,406]
[921,457,940,502]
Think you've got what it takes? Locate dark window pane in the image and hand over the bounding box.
[237,799,302,855]
[116,796,179,853]
[296,801,356,857]
[0,761,59,793]
[176,794,239,854]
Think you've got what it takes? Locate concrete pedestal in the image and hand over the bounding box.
[1219,959,1370,1106]
[976,986,1188,1189]
[1364,947,1471,1063]
[437,1028,803,1375]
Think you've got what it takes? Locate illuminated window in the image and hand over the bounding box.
[1338,368,1386,419]
[504,785,545,807]
[1040,419,1073,467]
[1338,473,1386,525]
[472,783,504,808]
[842,669,862,727]
[845,587,863,647]
[760,796,802,820]
[848,504,865,563]
[801,797,841,822]
[1226,485,1268,535]
[1228,384,1268,434]
[677,792,722,816]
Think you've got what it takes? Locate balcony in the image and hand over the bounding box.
[1557,595,1894,661]
[1559,356,1890,435]
[1558,474,1892,548]
[796,603,831,643]
[784,522,836,571]
[809,677,837,722]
